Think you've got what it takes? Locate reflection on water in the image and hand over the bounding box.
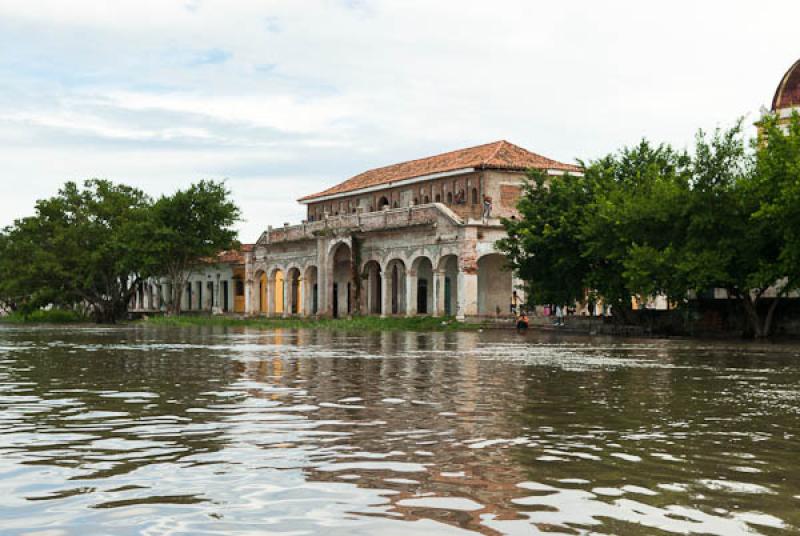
[1,325,799,535]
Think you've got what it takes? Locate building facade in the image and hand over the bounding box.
[244,140,580,320]
[130,246,252,315]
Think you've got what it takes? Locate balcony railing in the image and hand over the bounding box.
[258,203,463,245]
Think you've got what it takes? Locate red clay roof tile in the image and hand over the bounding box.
[299,140,580,202]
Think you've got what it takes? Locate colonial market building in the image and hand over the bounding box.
[131,245,252,314]
[243,140,580,320]
[129,57,800,321]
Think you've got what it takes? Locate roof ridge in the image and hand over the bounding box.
[482,139,507,165]
[354,140,506,177]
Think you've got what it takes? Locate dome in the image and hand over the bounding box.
[772,58,800,111]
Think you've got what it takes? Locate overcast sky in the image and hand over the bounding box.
[1,0,797,242]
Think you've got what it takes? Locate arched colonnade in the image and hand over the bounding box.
[247,249,514,319]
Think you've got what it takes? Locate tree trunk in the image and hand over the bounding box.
[763,297,781,338]
[741,293,767,338]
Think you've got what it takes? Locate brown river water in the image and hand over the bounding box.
[0,324,799,535]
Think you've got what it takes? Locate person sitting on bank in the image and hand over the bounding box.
[516,311,529,332]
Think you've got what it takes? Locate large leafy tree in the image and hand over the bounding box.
[497,169,593,307]
[750,113,800,325]
[581,141,691,320]
[151,180,240,315]
[676,124,783,337]
[0,180,158,322]
[501,120,796,337]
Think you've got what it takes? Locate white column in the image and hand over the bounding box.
[433,270,445,316]
[283,278,290,318]
[382,272,392,317]
[244,280,252,314]
[264,277,273,316]
[457,270,478,320]
[406,269,417,317]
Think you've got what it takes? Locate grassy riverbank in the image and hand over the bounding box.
[0,309,88,324]
[141,314,483,332]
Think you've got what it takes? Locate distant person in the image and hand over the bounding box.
[510,291,520,314]
[555,305,564,326]
[482,195,493,221]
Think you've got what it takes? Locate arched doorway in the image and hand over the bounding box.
[363,260,382,315]
[411,256,433,315]
[477,254,512,316]
[304,266,319,316]
[270,268,284,316]
[384,259,407,315]
[331,243,354,318]
[378,196,390,210]
[287,267,301,315]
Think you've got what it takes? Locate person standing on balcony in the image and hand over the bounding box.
[482,195,493,222]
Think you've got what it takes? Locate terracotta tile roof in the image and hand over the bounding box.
[772,58,800,111]
[298,140,581,202]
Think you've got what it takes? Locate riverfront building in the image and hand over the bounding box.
[129,57,800,321]
[131,246,252,315]
[244,141,580,320]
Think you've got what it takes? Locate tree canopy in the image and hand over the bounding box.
[151,180,241,314]
[0,179,240,322]
[499,114,800,337]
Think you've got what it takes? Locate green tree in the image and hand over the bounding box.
[581,141,691,320]
[152,180,241,315]
[497,169,592,307]
[674,123,784,337]
[501,121,794,337]
[0,180,158,322]
[749,112,800,331]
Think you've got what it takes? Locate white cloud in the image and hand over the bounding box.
[0,0,797,241]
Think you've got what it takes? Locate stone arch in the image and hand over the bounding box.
[410,256,434,315]
[423,195,430,204]
[446,191,453,204]
[435,193,442,203]
[269,267,284,315]
[471,187,479,204]
[287,267,302,315]
[362,260,383,315]
[437,254,459,316]
[304,265,319,316]
[477,253,512,316]
[378,196,390,210]
[384,258,407,315]
[331,242,354,318]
